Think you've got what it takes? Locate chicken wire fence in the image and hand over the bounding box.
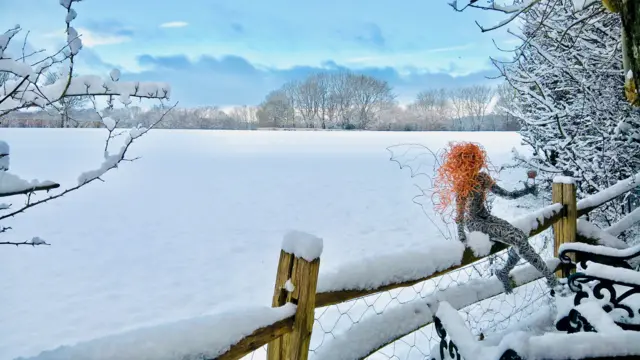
[241,231,555,360]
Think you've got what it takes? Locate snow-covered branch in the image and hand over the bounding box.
[0,1,170,118]
[454,0,640,108]
[449,0,543,32]
[0,0,175,247]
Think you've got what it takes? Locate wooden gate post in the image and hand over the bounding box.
[552,178,577,278]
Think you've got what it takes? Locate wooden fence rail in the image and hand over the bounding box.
[215,173,640,360]
[216,316,295,360]
[316,207,564,308]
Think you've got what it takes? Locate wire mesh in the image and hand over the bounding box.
[239,235,555,360]
[239,231,554,360]
[307,230,555,360]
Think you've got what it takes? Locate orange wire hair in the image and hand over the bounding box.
[432,141,494,221]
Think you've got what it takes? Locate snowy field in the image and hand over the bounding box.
[1,129,539,360]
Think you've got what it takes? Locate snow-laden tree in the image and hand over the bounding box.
[0,0,174,246]
[451,0,640,108]
[486,0,640,233]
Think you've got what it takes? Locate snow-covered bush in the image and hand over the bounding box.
[0,0,174,246]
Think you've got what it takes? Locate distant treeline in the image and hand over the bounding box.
[0,71,521,131]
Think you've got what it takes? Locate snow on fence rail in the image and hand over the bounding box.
[577,172,640,216]
[21,304,297,360]
[314,202,563,308]
[310,258,561,360]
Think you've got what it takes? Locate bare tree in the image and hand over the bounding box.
[290,77,320,128]
[227,105,258,129]
[262,71,394,130]
[494,82,519,130]
[463,85,494,131]
[44,70,90,127]
[257,89,295,128]
[409,88,451,130]
[449,87,468,130]
[0,0,174,247]
[408,89,437,129]
[350,74,395,129]
[331,72,356,129]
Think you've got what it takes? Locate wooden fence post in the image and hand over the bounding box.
[267,250,295,360]
[286,255,320,360]
[552,178,577,277]
[267,246,321,360]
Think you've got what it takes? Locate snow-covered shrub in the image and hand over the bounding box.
[0,0,174,246]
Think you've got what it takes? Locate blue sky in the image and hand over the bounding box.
[1,0,521,107]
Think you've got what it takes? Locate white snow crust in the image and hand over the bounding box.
[316,240,465,293]
[577,172,640,211]
[552,176,574,184]
[0,171,56,195]
[577,219,628,249]
[509,203,563,235]
[466,231,493,257]
[312,258,560,360]
[20,304,296,360]
[281,230,323,262]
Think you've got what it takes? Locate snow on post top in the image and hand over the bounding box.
[552,176,575,184]
[281,230,323,262]
[0,140,9,171]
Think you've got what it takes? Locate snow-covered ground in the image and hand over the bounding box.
[1,129,537,360]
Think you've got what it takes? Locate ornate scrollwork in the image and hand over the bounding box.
[558,247,639,271]
[556,308,597,333]
[566,272,640,330]
[499,349,524,360]
[432,316,524,360]
[433,316,462,360]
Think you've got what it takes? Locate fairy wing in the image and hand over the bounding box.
[386,143,442,181]
[386,143,455,240]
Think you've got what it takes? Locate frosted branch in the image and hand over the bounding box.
[0,1,171,116]
[0,0,175,247]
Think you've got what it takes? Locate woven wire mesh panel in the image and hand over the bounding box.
[309,232,555,360]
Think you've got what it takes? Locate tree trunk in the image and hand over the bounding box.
[620,0,640,106]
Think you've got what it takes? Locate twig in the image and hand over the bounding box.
[0,183,60,198]
[0,240,50,246]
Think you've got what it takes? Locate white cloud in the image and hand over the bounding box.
[426,43,475,53]
[160,21,189,28]
[43,28,130,47]
[77,28,130,47]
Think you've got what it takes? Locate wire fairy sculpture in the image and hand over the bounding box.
[387,141,558,294]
